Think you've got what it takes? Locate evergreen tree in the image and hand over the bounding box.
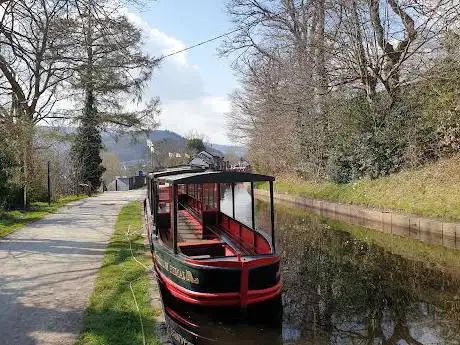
[72,90,105,191]
[70,1,158,190]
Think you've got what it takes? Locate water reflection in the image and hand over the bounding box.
[274,208,460,344]
[161,185,460,345]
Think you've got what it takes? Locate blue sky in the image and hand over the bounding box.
[126,1,239,145]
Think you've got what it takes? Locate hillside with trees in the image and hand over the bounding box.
[223,0,460,183]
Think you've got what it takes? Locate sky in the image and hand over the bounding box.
[125,1,239,145]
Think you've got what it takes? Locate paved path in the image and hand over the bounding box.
[0,190,145,345]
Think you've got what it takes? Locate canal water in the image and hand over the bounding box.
[166,184,460,344]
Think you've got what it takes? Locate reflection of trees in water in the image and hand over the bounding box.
[256,201,460,344]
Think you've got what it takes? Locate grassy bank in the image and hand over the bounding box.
[76,201,159,345]
[260,155,460,221]
[0,195,87,238]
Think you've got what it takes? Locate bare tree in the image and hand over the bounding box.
[0,0,81,205]
[0,0,160,202]
[223,0,460,177]
[330,0,460,106]
[0,1,77,123]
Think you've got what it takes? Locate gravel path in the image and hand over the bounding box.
[0,190,145,345]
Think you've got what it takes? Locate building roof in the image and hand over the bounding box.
[203,147,224,158]
[149,166,204,178]
[189,157,210,168]
[156,171,275,184]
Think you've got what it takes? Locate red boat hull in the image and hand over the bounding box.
[151,237,282,308]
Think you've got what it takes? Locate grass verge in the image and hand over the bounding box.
[76,201,159,345]
[0,195,88,238]
[259,155,460,221]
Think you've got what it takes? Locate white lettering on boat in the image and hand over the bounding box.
[156,253,199,284]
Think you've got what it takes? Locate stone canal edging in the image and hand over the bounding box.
[254,189,460,249]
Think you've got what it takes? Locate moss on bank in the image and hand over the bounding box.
[259,155,460,221]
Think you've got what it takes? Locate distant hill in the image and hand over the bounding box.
[38,127,246,163]
[210,143,247,158]
[101,130,186,162]
[101,130,248,162]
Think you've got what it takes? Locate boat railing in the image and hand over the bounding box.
[219,213,272,255]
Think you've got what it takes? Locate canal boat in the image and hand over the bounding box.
[144,169,281,309]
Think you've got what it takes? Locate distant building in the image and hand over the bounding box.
[231,159,251,172]
[107,173,146,191]
[107,177,130,191]
[189,149,227,170]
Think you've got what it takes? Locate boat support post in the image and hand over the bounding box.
[201,184,204,231]
[152,181,157,233]
[269,181,276,253]
[251,182,256,247]
[231,183,235,218]
[216,183,221,225]
[172,183,178,254]
[216,183,221,212]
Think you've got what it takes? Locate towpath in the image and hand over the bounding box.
[0,190,145,345]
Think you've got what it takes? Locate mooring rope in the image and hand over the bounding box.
[127,225,149,270]
[129,281,146,345]
[125,224,151,345]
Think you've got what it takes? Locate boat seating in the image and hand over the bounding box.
[178,239,225,259]
[188,255,211,259]
[206,225,256,256]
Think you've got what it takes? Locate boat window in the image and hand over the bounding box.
[177,184,186,194]
[203,183,218,211]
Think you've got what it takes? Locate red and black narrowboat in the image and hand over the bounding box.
[144,169,281,310]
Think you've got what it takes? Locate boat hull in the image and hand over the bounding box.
[151,237,282,307]
[157,274,283,345]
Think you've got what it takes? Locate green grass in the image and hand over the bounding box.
[76,201,160,345]
[260,155,460,221]
[0,195,88,238]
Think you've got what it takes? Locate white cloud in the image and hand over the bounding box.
[149,28,188,66]
[122,10,188,67]
[122,8,233,145]
[160,97,231,145]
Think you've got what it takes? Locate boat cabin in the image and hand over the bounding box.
[146,166,204,216]
[148,171,276,260]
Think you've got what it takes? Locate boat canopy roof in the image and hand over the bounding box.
[149,166,204,178]
[156,171,275,184]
